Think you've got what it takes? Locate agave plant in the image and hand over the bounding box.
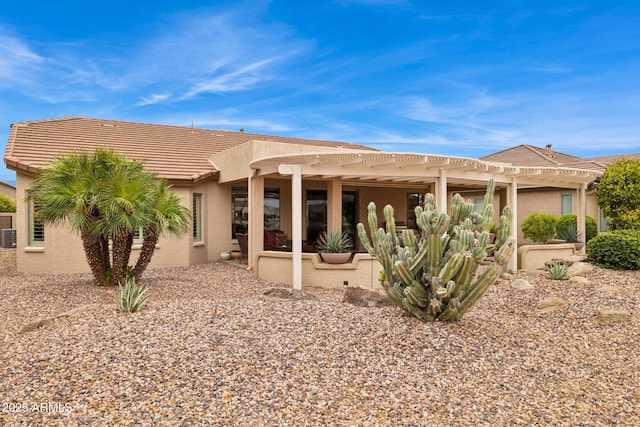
[357,179,515,322]
[115,278,150,313]
[546,262,569,280]
[316,229,353,253]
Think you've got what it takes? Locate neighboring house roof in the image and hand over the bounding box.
[0,180,16,200]
[3,117,375,183]
[479,144,582,167]
[481,144,640,173]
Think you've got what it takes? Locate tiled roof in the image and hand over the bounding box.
[481,144,640,173]
[479,144,581,167]
[4,117,375,183]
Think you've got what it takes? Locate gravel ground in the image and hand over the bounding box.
[1,249,638,426]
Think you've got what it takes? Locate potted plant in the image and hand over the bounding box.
[317,229,353,264]
[556,224,584,250]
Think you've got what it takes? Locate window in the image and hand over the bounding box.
[599,208,609,232]
[132,227,144,245]
[232,188,248,238]
[305,190,357,242]
[407,192,424,229]
[306,190,327,242]
[561,194,573,215]
[231,188,281,238]
[27,193,45,246]
[192,193,202,242]
[474,198,484,213]
[264,189,280,231]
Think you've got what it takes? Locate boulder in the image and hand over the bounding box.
[598,285,631,297]
[342,287,392,308]
[262,287,318,301]
[501,272,515,281]
[569,276,590,284]
[596,309,631,324]
[511,278,534,290]
[537,297,569,313]
[567,262,594,277]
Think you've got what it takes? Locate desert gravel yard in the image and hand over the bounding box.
[1,249,638,426]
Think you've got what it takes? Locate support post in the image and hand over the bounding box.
[291,165,303,290]
[435,168,448,213]
[507,177,518,272]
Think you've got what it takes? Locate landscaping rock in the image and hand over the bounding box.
[567,262,594,277]
[598,285,631,297]
[18,304,102,334]
[596,309,631,324]
[342,287,392,308]
[511,278,534,290]
[569,276,590,284]
[501,272,515,281]
[262,287,318,301]
[537,297,569,313]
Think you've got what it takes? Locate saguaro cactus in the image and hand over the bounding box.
[357,179,514,321]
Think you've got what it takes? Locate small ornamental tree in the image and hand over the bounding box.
[28,149,191,286]
[596,159,640,230]
[521,212,558,243]
[0,193,16,212]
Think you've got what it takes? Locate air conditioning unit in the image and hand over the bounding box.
[2,229,16,249]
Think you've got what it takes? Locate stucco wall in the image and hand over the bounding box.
[14,173,206,275]
[256,252,383,289]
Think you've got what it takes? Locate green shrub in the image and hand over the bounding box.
[557,214,597,243]
[596,159,640,230]
[586,230,640,270]
[0,193,16,213]
[115,278,150,312]
[521,212,558,243]
[546,262,569,280]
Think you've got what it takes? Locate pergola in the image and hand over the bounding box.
[248,151,601,290]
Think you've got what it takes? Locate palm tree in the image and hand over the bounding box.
[28,149,190,286]
[132,179,191,281]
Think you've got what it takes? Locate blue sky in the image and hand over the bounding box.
[1,0,639,183]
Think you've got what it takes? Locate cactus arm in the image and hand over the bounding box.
[456,263,501,317]
[383,204,399,247]
[357,222,375,255]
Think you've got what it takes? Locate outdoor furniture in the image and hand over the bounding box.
[236,233,249,264]
[264,230,285,250]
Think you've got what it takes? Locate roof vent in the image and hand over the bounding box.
[239,128,244,133]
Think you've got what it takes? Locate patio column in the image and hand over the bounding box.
[248,172,265,269]
[291,165,303,290]
[507,176,518,271]
[327,178,343,232]
[435,168,448,213]
[576,183,587,254]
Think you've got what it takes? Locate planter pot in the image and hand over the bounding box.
[574,242,585,251]
[220,252,231,261]
[320,252,352,264]
[230,251,241,261]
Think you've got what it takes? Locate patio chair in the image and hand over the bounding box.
[236,233,249,264]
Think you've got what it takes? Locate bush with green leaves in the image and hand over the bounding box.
[357,179,514,322]
[546,262,569,280]
[596,159,640,230]
[586,230,640,270]
[556,214,597,243]
[521,212,558,243]
[0,193,16,213]
[116,278,150,312]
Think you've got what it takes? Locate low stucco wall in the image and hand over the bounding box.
[256,252,383,289]
[517,243,576,270]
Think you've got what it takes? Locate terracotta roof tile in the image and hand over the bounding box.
[4,117,375,183]
[480,144,581,167]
